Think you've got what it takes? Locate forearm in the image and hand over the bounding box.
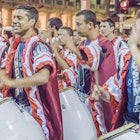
[67,40,82,59]
[53,49,69,69]
[7,68,50,88]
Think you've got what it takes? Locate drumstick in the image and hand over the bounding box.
[139,113,140,128]
[94,70,99,88]
[94,70,101,99]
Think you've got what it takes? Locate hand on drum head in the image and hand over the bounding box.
[91,85,110,103]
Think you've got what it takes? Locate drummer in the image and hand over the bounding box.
[65,9,117,136]
[49,26,78,90]
[98,18,130,130]
[0,5,63,140]
[92,9,140,128]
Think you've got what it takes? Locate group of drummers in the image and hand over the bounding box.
[0,4,140,140]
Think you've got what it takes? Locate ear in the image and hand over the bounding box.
[30,19,36,26]
[88,21,94,29]
[111,26,115,32]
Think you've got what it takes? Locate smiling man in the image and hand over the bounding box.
[0,5,63,140]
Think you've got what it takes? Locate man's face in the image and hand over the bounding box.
[75,15,89,37]
[100,22,114,37]
[13,9,34,35]
[58,29,69,46]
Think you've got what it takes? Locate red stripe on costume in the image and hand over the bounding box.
[61,52,74,67]
[89,96,102,137]
[103,84,119,109]
[34,53,52,62]
[63,71,71,86]
[58,79,64,90]
[79,46,94,67]
[35,60,55,73]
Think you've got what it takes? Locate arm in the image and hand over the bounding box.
[49,36,70,70]
[91,48,131,109]
[91,84,110,103]
[66,36,82,59]
[53,48,70,70]
[0,68,50,88]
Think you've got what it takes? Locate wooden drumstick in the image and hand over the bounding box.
[93,70,101,100]
[94,70,99,91]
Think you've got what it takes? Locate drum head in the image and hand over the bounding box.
[60,87,97,140]
[0,98,45,140]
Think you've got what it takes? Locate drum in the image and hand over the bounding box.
[60,87,97,140]
[0,98,45,140]
[99,123,140,140]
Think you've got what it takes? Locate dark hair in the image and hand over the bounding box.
[101,18,115,28]
[60,26,73,36]
[16,5,38,24]
[96,21,100,27]
[4,30,13,39]
[34,27,39,35]
[73,29,77,32]
[96,21,101,26]
[48,17,63,30]
[76,10,97,26]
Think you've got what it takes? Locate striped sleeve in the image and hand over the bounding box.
[79,42,100,71]
[103,49,130,109]
[60,49,78,88]
[33,42,56,74]
[0,41,9,68]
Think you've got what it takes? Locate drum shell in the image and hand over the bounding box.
[60,87,97,140]
[99,123,140,140]
[113,131,140,140]
[0,99,45,140]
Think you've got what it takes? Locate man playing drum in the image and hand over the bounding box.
[65,9,117,136]
[92,9,140,131]
[0,5,63,140]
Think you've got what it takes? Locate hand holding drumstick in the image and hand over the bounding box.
[91,71,110,103]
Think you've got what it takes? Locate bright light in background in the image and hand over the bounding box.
[2,8,8,25]
[38,12,47,29]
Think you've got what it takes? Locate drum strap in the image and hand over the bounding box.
[13,42,30,106]
[139,113,140,127]
[14,43,24,96]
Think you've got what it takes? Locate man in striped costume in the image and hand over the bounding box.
[0,5,63,140]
